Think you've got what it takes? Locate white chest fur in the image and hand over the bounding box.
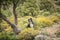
[30,23,33,28]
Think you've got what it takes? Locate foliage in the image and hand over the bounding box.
[35,16,54,28]
[0,20,13,34]
[40,11,51,16]
[18,28,39,40]
[49,16,60,23]
[0,0,60,40]
[16,0,40,17]
[1,0,60,17]
[1,15,60,30]
[0,32,18,40]
[1,9,12,17]
[53,12,60,18]
[0,19,3,32]
[16,0,60,17]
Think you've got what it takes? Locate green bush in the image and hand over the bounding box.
[34,16,54,28]
[0,32,18,40]
[40,11,51,16]
[18,28,39,40]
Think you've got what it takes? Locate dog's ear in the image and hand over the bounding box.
[29,18,32,21]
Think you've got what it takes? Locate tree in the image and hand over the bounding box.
[39,0,60,12]
[0,0,21,34]
[12,0,20,25]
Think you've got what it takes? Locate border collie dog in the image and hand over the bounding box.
[27,18,34,28]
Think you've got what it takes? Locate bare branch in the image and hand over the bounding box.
[0,13,21,34]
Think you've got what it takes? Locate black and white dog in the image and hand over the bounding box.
[27,18,34,28]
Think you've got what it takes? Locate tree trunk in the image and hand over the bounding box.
[0,13,20,34]
[0,3,1,13]
[13,2,17,25]
[0,1,20,35]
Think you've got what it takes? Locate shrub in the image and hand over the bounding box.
[0,32,17,40]
[18,28,39,40]
[35,16,54,28]
[53,12,60,18]
[40,11,51,16]
[49,16,60,23]
[1,20,13,34]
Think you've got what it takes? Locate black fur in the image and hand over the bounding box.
[27,18,34,28]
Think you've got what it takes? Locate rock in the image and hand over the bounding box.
[34,34,51,40]
[34,24,60,40]
[39,24,60,37]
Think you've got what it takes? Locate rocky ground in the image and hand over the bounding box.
[35,23,60,40]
